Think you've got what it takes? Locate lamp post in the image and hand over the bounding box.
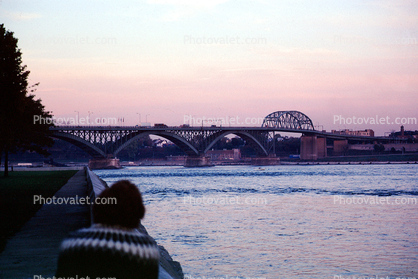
[137,113,141,125]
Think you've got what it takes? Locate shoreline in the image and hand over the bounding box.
[0,169,91,278]
[86,168,184,279]
[0,168,184,279]
[2,153,418,171]
[2,160,417,172]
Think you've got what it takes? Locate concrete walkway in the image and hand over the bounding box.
[0,169,184,279]
[1,166,84,172]
[0,169,90,278]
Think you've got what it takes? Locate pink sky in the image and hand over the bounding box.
[2,0,417,135]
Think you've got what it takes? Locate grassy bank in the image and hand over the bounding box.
[0,170,78,253]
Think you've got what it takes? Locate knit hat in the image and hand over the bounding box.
[93,180,145,228]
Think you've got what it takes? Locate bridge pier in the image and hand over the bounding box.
[88,158,121,170]
[184,156,213,167]
[333,140,348,156]
[317,137,327,158]
[300,135,327,160]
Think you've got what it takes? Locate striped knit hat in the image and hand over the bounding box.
[56,180,160,278]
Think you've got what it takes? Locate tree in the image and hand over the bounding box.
[373,144,385,154]
[0,24,54,177]
[230,137,245,148]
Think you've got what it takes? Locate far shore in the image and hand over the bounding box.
[2,152,417,170]
[2,160,418,172]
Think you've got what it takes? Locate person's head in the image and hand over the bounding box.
[92,180,145,229]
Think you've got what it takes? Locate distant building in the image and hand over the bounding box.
[206,149,241,161]
[356,129,375,137]
[331,129,374,137]
[389,126,418,141]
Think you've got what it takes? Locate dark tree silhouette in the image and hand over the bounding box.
[373,144,385,154]
[0,24,54,177]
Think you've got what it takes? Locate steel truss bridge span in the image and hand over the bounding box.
[262,110,315,131]
[50,126,388,159]
[50,111,390,159]
[50,126,280,158]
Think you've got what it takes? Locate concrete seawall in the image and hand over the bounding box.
[85,168,184,279]
[0,168,183,279]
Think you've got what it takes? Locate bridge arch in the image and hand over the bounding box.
[203,131,268,156]
[114,131,200,157]
[262,111,314,130]
[51,132,106,158]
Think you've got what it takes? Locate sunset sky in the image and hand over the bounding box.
[1,0,417,135]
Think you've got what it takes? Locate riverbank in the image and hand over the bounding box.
[0,166,83,171]
[0,169,90,278]
[0,170,78,253]
[0,168,184,279]
[3,153,417,171]
[86,168,184,279]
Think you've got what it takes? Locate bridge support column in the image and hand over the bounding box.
[184,156,213,167]
[317,137,327,158]
[300,136,327,160]
[300,135,317,160]
[333,140,348,156]
[88,158,121,170]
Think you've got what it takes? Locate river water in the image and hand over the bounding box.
[94,164,418,279]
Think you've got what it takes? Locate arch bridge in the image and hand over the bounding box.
[50,110,387,165]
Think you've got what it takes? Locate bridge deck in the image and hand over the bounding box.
[51,126,393,141]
